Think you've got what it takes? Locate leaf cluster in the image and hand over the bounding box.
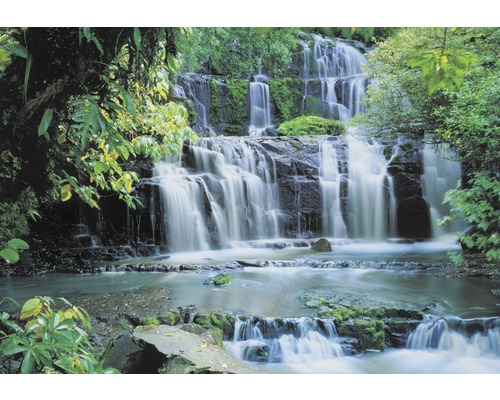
[0,296,119,374]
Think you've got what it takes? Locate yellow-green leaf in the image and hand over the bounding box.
[61,184,72,202]
[20,298,42,320]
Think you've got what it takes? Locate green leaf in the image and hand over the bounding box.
[133,27,141,51]
[91,36,104,55]
[115,84,135,115]
[37,108,54,140]
[0,345,26,357]
[5,43,27,59]
[82,27,91,42]
[21,351,35,374]
[7,238,29,250]
[23,54,32,103]
[0,248,19,264]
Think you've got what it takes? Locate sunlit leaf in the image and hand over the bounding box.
[61,184,72,202]
[7,238,29,250]
[20,298,42,320]
[0,248,19,264]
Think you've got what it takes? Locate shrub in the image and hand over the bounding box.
[0,296,119,374]
[277,116,345,136]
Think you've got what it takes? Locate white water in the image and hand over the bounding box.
[421,137,465,237]
[346,132,397,240]
[303,34,367,121]
[319,140,347,238]
[226,317,344,364]
[249,73,273,137]
[154,138,281,252]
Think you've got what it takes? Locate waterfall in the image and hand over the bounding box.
[421,137,464,237]
[408,315,500,357]
[302,34,367,121]
[249,74,273,137]
[226,317,344,363]
[319,140,348,238]
[154,138,281,252]
[346,132,397,240]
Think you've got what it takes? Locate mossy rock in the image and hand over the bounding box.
[354,320,386,351]
[193,314,212,326]
[141,316,160,326]
[210,313,227,327]
[277,116,345,137]
[158,311,182,326]
[204,273,231,286]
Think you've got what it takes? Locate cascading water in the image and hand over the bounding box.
[225,317,344,364]
[154,138,281,252]
[346,131,397,240]
[302,34,368,121]
[407,315,500,357]
[421,136,464,237]
[319,139,348,238]
[248,73,273,137]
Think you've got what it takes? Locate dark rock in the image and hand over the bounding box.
[311,238,333,252]
[396,195,431,239]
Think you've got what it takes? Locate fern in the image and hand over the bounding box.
[69,97,105,149]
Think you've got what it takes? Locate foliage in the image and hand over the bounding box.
[268,78,303,123]
[176,28,301,78]
[0,27,196,242]
[141,317,160,326]
[277,115,345,136]
[442,173,500,261]
[0,188,39,244]
[0,296,119,373]
[0,238,29,264]
[225,78,248,127]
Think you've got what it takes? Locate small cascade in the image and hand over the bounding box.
[175,73,216,136]
[421,137,464,237]
[226,317,344,364]
[154,138,281,252]
[346,132,397,240]
[248,73,273,137]
[302,34,367,121]
[319,140,348,238]
[408,315,500,357]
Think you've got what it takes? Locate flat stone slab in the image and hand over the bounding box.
[133,325,262,374]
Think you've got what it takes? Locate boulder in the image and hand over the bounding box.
[132,325,262,374]
[311,238,332,252]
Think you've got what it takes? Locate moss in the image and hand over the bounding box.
[193,314,212,326]
[205,326,225,349]
[159,311,181,326]
[225,79,248,125]
[213,273,231,286]
[210,313,227,327]
[268,77,303,123]
[354,320,386,351]
[223,123,247,137]
[277,116,345,137]
[210,79,223,125]
[141,317,160,326]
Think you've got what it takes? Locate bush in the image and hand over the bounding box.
[277,116,345,136]
[0,296,119,374]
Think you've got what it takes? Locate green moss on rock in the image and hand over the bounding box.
[277,116,345,137]
[354,320,386,351]
[226,79,248,125]
[268,77,303,123]
[141,317,160,326]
